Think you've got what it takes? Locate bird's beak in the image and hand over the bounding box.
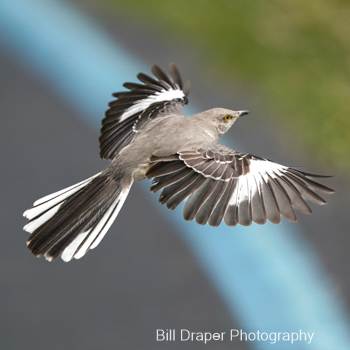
[237,110,249,117]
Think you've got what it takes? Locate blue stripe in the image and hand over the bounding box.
[2,1,350,348]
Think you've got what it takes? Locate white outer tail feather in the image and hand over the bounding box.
[23,173,101,222]
[24,172,131,262]
[60,189,129,262]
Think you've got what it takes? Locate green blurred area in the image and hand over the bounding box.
[101,0,350,174]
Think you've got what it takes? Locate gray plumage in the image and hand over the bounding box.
[23,63,333,262]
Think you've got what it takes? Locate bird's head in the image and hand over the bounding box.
[206,108,249,136]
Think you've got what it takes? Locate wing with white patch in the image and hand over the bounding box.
[100,62,190,160]
[146,144,334,227]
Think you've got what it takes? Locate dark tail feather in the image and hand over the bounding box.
[23,172,132,262]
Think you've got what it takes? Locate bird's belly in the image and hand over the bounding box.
[132,163,149,180]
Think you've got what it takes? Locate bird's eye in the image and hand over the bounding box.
[223,114,231,121]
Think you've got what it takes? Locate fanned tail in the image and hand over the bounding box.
[23,172,132,262]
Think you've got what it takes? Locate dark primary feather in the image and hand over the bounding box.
[137,72,164,87]
[151,65,174,87]
[122,82,163,93]
[168,62,183,89]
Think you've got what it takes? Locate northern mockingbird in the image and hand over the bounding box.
[23,63,333,262]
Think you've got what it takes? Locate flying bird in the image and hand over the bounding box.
[23,63,334,262]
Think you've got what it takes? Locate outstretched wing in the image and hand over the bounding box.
[146,143,334,227]
[100,62,190,160]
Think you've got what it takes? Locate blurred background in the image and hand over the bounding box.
[1,0,350,349]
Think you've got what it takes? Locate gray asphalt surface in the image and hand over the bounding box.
[2,2,350,350]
